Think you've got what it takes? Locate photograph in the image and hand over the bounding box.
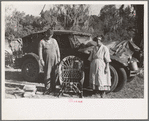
[2,1,148,120]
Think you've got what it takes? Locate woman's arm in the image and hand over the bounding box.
[104,62,109,74]
[104,46,111,74]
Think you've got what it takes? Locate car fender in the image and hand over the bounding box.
[21,53,43,72]
[110,55,131,79]
[110,55,128,67]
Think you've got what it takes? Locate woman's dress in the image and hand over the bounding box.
[88,44,111,90]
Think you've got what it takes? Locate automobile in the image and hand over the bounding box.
[12,30,141,92]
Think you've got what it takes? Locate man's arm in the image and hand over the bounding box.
[38,40,44,66]
[54,39,60,63]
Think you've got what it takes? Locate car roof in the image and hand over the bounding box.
[53,30,91,36]
[22,29,92,40]
[33,29,91,36]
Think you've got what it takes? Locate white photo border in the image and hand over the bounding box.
[1,1,148,120]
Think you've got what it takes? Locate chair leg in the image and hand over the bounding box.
[58,90,64,97]
[58,90,62,97]
[73,83,83,98]
[58,81,84,98]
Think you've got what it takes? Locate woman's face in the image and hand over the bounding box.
[97,37,102,45]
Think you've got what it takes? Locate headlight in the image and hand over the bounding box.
[128,58,139,71]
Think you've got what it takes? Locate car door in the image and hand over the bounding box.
[53,34,75,60]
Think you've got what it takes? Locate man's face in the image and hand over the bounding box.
[45,33,53,39]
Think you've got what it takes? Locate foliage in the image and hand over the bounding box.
[88,15,104,37]
[5,9,25,38]
[5,4,142,45]
[5,4,96,40]
[57,4,90,31]
[40,4,91,32]
[99,5,136,41]
[5,8,46,39]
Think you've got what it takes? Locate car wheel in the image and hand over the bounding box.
[113,67,127,92]
[106,65,119,92]
[22,58,39,82]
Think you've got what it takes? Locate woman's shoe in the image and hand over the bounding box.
[100,92,106,98]
[92,91,101,98]
[95,93,101,98]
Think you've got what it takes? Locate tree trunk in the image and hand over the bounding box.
[133,5,144,50]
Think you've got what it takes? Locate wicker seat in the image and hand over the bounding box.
[58,56,84,98]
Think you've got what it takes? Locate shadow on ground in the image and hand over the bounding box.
[5,70,44,83]
[5,70,24,81]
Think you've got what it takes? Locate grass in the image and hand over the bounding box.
[107,76,144,98]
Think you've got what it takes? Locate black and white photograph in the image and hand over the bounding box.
[2,1,148,120]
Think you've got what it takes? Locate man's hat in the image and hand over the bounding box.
[46,28,53,36]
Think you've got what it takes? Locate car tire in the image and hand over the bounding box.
[113,67,127,92]
[106,65,119,93]
[22,58,39,82]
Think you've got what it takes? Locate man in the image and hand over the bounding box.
[38,29,60,95]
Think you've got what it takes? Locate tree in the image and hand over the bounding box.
[40,6,58,30]
[5,5,47,39]
[99,5,136,41]
[40,4,90,32]
[88,15,104,37]
[5,9,26,38]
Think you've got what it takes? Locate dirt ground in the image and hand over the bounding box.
[5,67,144,99]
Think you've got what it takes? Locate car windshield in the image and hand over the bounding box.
[72,35,92,48]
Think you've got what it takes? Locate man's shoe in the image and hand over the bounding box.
[83,86,93,91]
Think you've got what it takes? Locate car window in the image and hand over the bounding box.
[73,35,92,48]
[53,34,71,49]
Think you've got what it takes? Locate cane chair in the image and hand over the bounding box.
[58,56,84,98]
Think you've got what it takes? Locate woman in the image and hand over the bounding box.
[88,35,111,98]
[38,29,60,95]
